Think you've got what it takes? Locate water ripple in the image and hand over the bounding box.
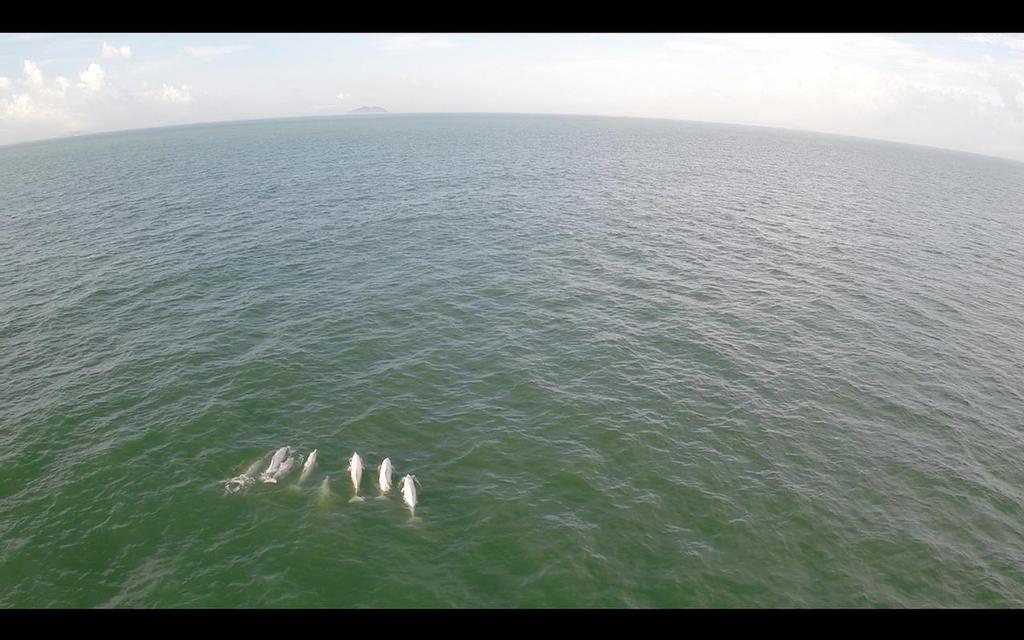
[2,115,1024,607]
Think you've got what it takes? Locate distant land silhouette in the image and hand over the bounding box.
[348,106,388,114]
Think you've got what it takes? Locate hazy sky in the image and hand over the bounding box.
[2,33,1023,161]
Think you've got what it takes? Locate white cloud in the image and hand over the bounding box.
[0,92,76,126]
[24,59,44,86]
[101,42,133,60]
[184,45,249,59]
[337,92,351,101]
[78,63,105,92]
[128,59,175,76]
[161,83,192,103]
[0,77,9,89]
[1,93,35,119]
[966,34,1024,52]
[990,70,1024,122]
[3,34,53,42]
[667,40,727,55]
[52,76,70,98]
[381,35,457,51]
[684,33,924,67]
[1,61,78,129]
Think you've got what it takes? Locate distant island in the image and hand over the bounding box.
[348,106,388,114]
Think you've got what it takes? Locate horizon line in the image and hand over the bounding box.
[2,111,1021,166]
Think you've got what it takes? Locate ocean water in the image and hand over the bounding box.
[2,114,1024,608]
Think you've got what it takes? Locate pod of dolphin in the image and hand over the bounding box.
[224,446,421,514]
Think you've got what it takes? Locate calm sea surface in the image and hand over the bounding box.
[2,114,1024,607]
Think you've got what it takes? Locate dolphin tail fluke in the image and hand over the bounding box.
[349,495,365,503]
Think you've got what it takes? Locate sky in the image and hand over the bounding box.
[1,33,1023,161]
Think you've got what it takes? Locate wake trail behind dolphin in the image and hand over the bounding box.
[315,476,333,508]
[224,454,270,495]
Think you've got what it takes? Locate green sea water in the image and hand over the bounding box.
[2,114,1024,607]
